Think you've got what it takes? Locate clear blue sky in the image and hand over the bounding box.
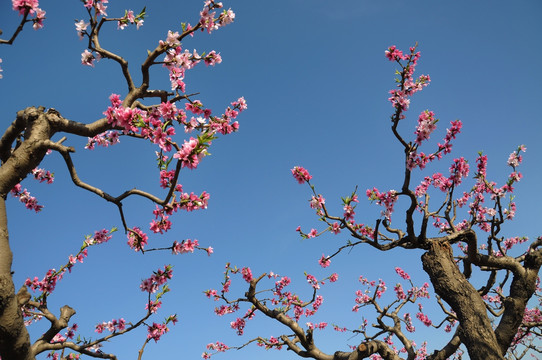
[1,0,542,358]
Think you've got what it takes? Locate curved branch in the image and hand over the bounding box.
[89,17,135,93]
[0,111,29,163]
[427,329,461,360]
[0,9,31,45]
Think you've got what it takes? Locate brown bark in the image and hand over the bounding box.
[495,251,542,354]
[422,239,503,360]
[0,198,34,360]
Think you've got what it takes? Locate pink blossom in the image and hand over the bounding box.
[366,188,398,221]
[204,50,222,66]
[307,228,318,238]
[318,255,330,268]
[10,184,43,212]
[385,45,406,61]
[12,0,39,15]
[81,49,97,67]
[127,227,148,251]
[172,239,199,254]
[395,267,411,280]
[241,267,253,283]
[306,274,320,289]
[231,97,247,111]
[31,168,54,183]
[416,312,432,327]
[415,110,437,145]
[404,313,415,332]
[331,222,341,234]
[147,322,169,342]
[394,283,406,300]
[220,9,235,25]
[230,317,246,335]
[32,8,45,29]
[448,157,469,186]
[291,166,312,184]
[309,195,325,210]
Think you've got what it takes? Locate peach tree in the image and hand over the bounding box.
[0,1,245,359]
[205,46,542,360]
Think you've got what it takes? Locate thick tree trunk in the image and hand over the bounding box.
[0,198,34,360]
[495,251,542,354]
[422,240,503,360]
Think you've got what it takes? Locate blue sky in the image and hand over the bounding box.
[1,0,542,359]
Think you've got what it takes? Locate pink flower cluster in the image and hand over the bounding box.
[49,324,79,347]
[172,239,199,254]
[306,322,327,330]
[318,255,331,268]
[117,9,145,30]
[12,0,45,29]
[414,110,437,145]
[127,227,148,251]
[82,0,108,17]
[256,336,283,350]
[414,157,469,202]
[241,267,253,283]
[404,313,415,333]
[25,229,113,297]
[199,1,235,34]
[386,45,430,113]
[163,42,198,92]
[508,147,525,167]
[416,304,432,327]
[230,317,246,335]
[342,193,359,221]
[84,229,113,245]
[10,184,43,212]
[81,49,100,67]
[174,137,205,169]
[291,166,312,184]
[306,274,320,290]
[395,267,411,280]
[448,157,470,186]
[95,318,126,334]
[366,187,398,221]
[31,168,54,183]
[394,283,406,300]
[103,94,146,132]
[25,268,61,294]
[407,120,463,171]
[209,264,335,341]
[182,98,244,136]
[430,147,527,233]
[353,288,371,311]
[149,190,210,236]
[308,195,327,216]
[140,265,173,293]
[74,20,89,40]
[85,131,120,149]
[203,342,229,358]
[147,322,169,342]
[437,120,462,155]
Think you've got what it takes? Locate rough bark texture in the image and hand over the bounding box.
[495,251,542,354]
[0,107,91,360]
[0,198,34,360]
[422,240,503,360]
[333,341,402,360]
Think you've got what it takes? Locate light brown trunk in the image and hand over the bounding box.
[0,198,34,360]
[422,240,503,360]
